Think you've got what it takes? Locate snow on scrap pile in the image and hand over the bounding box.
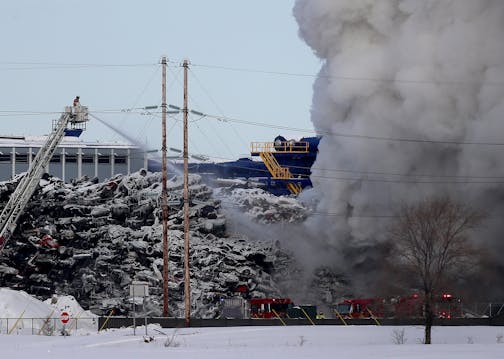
[0,172,293,318]
[0,288,96,335]
[219,187,308,224]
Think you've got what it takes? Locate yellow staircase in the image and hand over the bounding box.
[259,152,290,179]
[251,141,308,195]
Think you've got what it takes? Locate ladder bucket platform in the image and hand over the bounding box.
[65,105,89,123]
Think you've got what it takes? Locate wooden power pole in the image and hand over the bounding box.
[182,59,191,326]
[161,56,170,317]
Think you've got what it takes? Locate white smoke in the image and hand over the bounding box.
[293,1,504,269]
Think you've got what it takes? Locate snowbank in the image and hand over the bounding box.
[0,288,97,335]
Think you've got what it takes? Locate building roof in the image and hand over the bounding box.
[0,135,140,149]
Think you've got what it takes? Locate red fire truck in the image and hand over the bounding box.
[335,293,462,319]
[249,298,293,319]
[395,293,462,318]
[335,298,389,318]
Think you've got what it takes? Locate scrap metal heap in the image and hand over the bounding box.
[0,172,303,317]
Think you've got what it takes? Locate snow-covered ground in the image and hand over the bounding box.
[1,289,503,358]
[1,325,504,359]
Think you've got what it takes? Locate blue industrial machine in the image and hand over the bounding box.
[148,135,320,196]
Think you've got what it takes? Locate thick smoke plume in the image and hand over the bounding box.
[294,0,504,295]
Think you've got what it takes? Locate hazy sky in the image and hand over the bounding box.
[0,0,320,160]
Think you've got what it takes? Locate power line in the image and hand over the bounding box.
[201,113,504,147]
[8,58,499,88]
[0,62,160,71]
[82,107,504,148]
[189,67,249,150]
[218,199,397,219]
[111,64,161,144]
[114,153,504,184]
[188,61,504,87]
[6,106,502,183]
[5,105,504,147]
[219,200,504,221]
[190,153,504,181]
[179,158,504,185]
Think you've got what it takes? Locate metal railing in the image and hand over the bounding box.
[259,152,291,179]
[251,141,309,154]
[2,303,503,335]
[0,317,98,335]
[462,303,504,318]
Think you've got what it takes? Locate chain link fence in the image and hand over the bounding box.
[462,303,504,318]
[1,303,503,335]
[0,316,98,335]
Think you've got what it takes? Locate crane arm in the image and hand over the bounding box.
[0,105,88,253]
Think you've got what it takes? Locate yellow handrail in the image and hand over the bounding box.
[259,153,291,179]
[251,142,309,154]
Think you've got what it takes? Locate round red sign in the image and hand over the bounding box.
[60,311,70,324]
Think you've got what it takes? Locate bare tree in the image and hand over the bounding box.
[389,196,483,344]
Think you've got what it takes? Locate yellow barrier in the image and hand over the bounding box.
[98,309,115,332]
[366,308,381,326]
[300,308,315,326]
[8,310,26,334]
[333,309,348,326]
[271,309,287,326]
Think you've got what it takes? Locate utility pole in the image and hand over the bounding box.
[161,56,169,317]
[182,59,191,327]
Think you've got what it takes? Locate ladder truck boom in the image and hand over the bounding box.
[0,105,88,253]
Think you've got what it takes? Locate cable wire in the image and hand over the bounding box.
[201,113,504,147]
[189,62,504,87]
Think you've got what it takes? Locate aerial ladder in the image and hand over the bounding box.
[0,105,88,253]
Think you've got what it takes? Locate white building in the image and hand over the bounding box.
[0,135,147,182]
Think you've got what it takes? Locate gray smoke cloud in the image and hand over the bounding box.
[293,0,504,290]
